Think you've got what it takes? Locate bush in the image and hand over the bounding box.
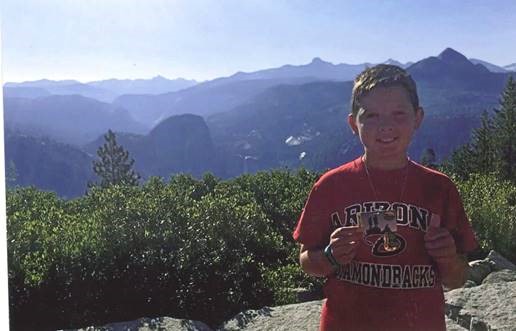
[7,171,315,330]
[454,173,516,262]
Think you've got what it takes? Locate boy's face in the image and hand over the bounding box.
[348,86,423,167]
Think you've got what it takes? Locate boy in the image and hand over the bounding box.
[293,65,478,331]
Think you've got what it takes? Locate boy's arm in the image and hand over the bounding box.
[299,244,334,278]
[435,254,469,289]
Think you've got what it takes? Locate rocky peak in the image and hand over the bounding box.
[437,48,470,65]
[309,57,332,66]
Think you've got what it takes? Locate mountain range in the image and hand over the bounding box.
[4,76,197,103]
[3,47,515,197]
[4,95,146,145]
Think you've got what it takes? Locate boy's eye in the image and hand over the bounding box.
[365,113,379,119]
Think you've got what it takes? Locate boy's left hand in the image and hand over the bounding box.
[424,214,457,264]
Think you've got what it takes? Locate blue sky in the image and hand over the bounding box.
[1,0,516,82]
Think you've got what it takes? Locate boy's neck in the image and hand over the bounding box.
[362,154,409,170]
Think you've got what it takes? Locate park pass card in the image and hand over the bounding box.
[357,210,397,235]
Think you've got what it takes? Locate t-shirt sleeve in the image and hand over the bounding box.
[292,181,331,249]
[443,181,479,255]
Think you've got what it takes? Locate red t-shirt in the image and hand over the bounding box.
[293,157,478,331]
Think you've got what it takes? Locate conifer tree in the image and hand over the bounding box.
[446,143,474,179]
[446,75,516,181]
[492,76,516,181]
[470,110,496,174]
[91,130,140,188]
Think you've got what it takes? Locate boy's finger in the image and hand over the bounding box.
[332,226,361,237]
[429,214,441,228]
[425,237,454,250]
[424,228,451,241]
[331,234,360,247]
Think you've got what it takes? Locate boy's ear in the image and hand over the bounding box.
[348,114,358,135]
[415,107,424,129]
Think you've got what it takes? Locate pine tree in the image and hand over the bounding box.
[446,143,475,180]
[492,76,516,181]
[91,130,140,188]
[470,110,496,174]
[446,75,516,181]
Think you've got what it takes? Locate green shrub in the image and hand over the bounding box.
[233,168,319,244]
[7,171,309,330]
[454,173,516,262]
[261,262,323,306]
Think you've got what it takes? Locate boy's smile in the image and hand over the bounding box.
[348,86,424,170]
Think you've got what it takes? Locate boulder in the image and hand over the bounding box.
[445,281,516,330]
[467,259,493,284]
[486,250,516,271]
[70,317,213,331]
[218,300,322,331]
[462,280,477,288]
[482,269,516,285]
[445,316,468,331]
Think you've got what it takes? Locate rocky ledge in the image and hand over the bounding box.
[67,251,516,331]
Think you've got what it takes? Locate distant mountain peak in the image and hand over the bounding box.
[438,48,469,63]
[309,57,331,66]
[383,58,404,67]
[504,63,516,71]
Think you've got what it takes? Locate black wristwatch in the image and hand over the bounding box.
[324,244,340,269]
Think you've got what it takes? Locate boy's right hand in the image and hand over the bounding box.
[328,227,362,265]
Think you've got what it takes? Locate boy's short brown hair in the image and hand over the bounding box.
[351,64,419,116]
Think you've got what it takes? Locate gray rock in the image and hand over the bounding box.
[445,316,468,330]
[70,317,213,331]
[486,250,516,271]
[468,259,493,284]
[462,280,478,288]
[482,269,516,285]
[217,300,322,331]
[445,281,516,330]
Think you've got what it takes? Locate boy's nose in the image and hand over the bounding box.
[379,119,395,131]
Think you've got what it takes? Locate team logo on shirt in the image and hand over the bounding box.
[370,232,407,256]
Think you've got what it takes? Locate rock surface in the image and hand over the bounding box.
[71,317,212,331]
[486,250,516,271]
[482,269,516,285]
[467,259,493,284]
[219,300,321,331]
[445,281,516,330]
